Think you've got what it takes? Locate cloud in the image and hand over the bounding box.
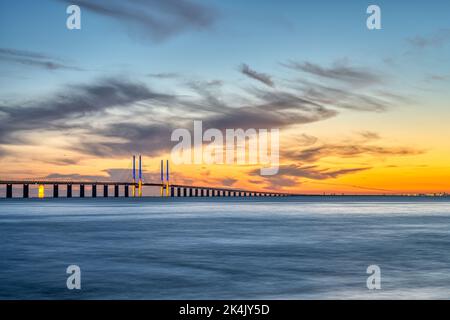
[40,157,81,166]
[295,80,390,112]
[221,177,238,187]
[204,90,337,130]
[74,122,175,157]
[358,131,380,141]
[427,74,449,82]
[250,164,370,189]
[275,164,370,180]
[291,144,423,162]
[65,79,340,158]
[147,72,180,79]
[408,29,450,48]
[240,63,274,87]
[0,55,400,162]
[283,60,382,86]
[262,175,298,190]
[0,48,82,71]
[294,134,318,147]
[0,77,174,144]
[60,0,218,42]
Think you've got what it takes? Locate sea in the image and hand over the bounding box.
[0,197,449,299]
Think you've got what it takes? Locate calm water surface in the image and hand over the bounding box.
[0,197,449,299]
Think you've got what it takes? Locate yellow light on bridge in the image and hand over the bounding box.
[138,180,142,197]
[38,184,45,198]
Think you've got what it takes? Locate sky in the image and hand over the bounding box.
[0,0,450,194]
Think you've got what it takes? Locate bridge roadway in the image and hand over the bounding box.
[0,180,292,198]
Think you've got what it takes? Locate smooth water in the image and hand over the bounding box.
[0,197,449,299]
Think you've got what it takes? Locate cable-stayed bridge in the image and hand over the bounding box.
[0,155,292,198]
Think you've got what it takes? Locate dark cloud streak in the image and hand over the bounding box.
[0,47,82,71]
[60,0,218,42]
[240,63,274,87]
[284,60,382,86]
[290,144,423,162]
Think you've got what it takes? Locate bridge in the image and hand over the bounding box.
[0,156,292,198]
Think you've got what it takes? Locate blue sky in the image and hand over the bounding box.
[0,0,450,193]
[1,0,449,97]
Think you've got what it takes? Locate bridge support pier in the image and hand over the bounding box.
[92,185,97,198]
[177,187,181,197]
[23,184,29,198]
[104,185,108,197]
[171,187,174,197]
[114,185,119,197]
[67,184,72,198]
[189,188,193,197]
[53,184,58,198]
[124,185,129,197]
[80,184,85,198]
[6,184,12,198]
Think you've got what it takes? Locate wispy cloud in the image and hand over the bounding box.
[408,28,450,48]
[427,74,449,82]
[289,144,423,163]
[0,52,405,172]
[40,157,81,166]
[240,63,274,87]
[358,131,380,141]
[0,77,174,144]
[74,123,175,157]
[294,79,390,112]
[60,0,219,42]
[250,164,370,189]
[283,60,382,86]
[0,48,82,71]
[147,72,180,79]
[204,95,337,130]
[275,164,370,180]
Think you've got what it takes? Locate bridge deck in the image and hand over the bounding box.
[0,180,291,196]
